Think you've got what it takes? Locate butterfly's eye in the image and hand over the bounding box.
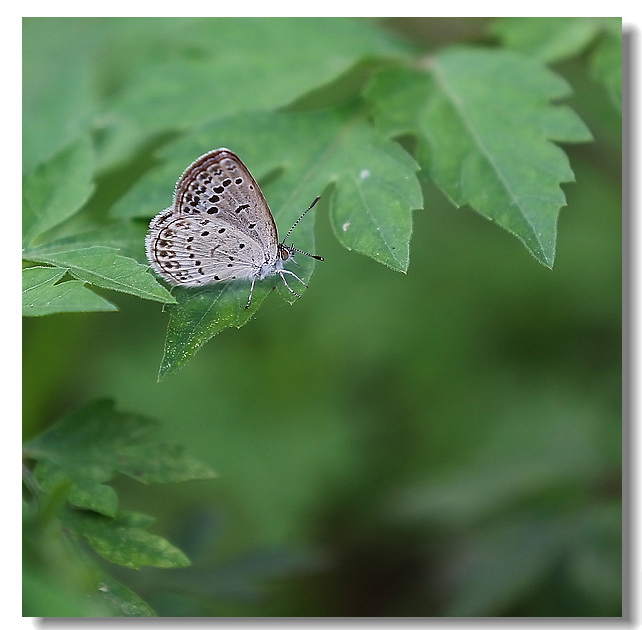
[280,248,290,261]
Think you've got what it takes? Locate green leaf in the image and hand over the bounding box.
[22,136,95,247]
[490,17,622,116]
[26,221,151,262]
[33,458,119,516]
[94,574,156,617]
[23,566,114,617]
[26,400,155,516]
[23,265,67,289]
[22,243,176,304]
[25,399,216,516]
[367,49,593,267]
[22,266,118,316]
[591,30,622,114]
[63,509,191,569]
[24,18,410,171]
[490,17,603,63]
[114,442,218,484]
[324,121,420,272]
[158,284,268,380]
[22,19,98,172]
[97,18,410,169]
[116,106,421,378]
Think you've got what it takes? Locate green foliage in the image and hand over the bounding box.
[23,17,622,617]
[113,107,420,273]
[111,107,421,377]
[23,529,157,617]
[21,136,176,313]
[490,17,607,63]
[22,135,96,247]
[26,398,215,514]
[22,266,118,316]
[21,17,613,376]
[61,510,190,570]
[23,400,215,615]
[591,30,623,113]
[23,243,176,307]
[367,48,591,267]
[492,17,622,113]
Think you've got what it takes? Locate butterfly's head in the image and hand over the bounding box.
[276,197,324,266]
[278,243,295,262]
[279,242,323,264]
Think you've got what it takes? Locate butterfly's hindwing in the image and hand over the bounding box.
[146,214,266,286]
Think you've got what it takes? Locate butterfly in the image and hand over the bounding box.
[145,148,322,308]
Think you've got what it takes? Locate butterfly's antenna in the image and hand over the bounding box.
[291,245,324,261]
[282,196,321,244]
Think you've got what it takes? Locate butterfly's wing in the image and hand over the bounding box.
[171,148,279,260]
[145,210,267,286]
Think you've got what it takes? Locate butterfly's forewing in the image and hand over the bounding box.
[172,149,279,257]
[146,149,281,287]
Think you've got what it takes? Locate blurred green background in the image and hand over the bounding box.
[23,18,621,616]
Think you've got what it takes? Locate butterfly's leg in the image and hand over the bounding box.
[278,271,302,299]
[280,269,308,287]
[245,276,258,309]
